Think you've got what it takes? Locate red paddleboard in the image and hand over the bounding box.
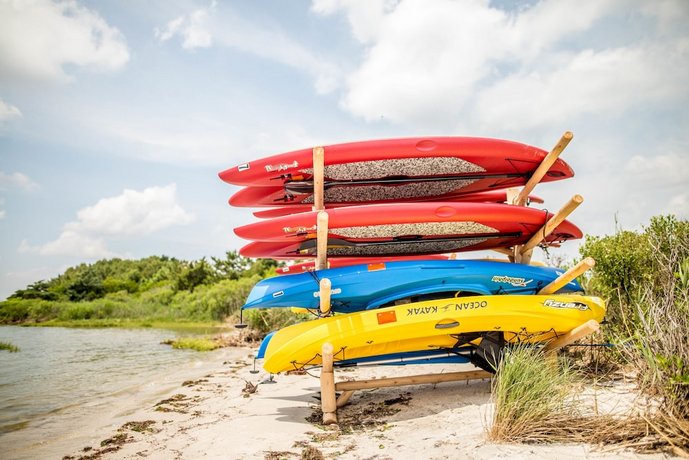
[219,138,574,198]
[250,190,544,218]
[237,202,582,259]
[276,255,451,275]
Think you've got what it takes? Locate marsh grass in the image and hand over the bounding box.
[0,340,19,352]
[488,343,688,454]
[488,345,580,443]
[163,337,220,352]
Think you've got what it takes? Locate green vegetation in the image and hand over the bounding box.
[0,252,280,326]
[244,308,313,335]
[489,214,689,452]
[0,341,20,352]
[580,215,689,420]
[163,337,221,352]
[489,345,579,442]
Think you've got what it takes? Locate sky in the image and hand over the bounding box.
[0,0,688,299]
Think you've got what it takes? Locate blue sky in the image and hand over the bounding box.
[1,0,688,299]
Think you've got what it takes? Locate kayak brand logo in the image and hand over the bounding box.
[407,306,438,316]
[445,300,488,311]
[238,163,250,172]
[283,225,317,234]
[265,161,298,172]
[313,288,342,297]
[543,299,590,311]
[491,275,533,287]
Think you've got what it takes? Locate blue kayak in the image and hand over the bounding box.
[243,259,580,314]
[255,332,470,367]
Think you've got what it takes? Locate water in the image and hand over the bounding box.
[0,325,234,457]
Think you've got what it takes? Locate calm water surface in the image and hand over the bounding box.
[0,325,229,443]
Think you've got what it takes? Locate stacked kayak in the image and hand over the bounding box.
[218,135,605,373]
[243,259,582,313]
[260,294,606,373]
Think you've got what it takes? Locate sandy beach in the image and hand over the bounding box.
[17,343,664,460]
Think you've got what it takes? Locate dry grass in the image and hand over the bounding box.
[488,345,579,443]
[488,344,689,456]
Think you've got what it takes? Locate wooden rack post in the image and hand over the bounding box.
[543,320,599,354]
[316,211,329,271]
[512,131,573,207]
[312,146,328,271]
[312,146,325,212]
[319,278,332,316]
[320,342,337,424]
[538,257,595,295]
[519,194,584,258]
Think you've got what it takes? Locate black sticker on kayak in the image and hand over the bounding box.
[543,299,590,311]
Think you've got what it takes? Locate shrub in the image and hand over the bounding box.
[244,308,312,337]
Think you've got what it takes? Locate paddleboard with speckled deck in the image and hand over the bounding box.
[244,190,544,215]
[237,202,582,258]
[218,137,574,204]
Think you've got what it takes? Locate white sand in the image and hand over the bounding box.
[48,346,674,460]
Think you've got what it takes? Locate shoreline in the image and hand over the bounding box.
[41,350,671,459]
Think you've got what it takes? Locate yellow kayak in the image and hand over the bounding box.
[263,294,605,373]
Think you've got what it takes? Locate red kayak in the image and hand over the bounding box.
[219,138,573,202]
[250,190,544,217]
[237,202,581,259]
[276,255,451,275]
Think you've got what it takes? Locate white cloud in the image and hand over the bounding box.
[0,209,5,220]
[625,151,689,188]
[474,44,689,131]
[664,192,689,218]
[0,0,129,82]
[19,184,194,258]
[324,0,689,129]
[69,184,193,236]
[156,2,339,94]
[311,0,399,44]
[0,98,22,123]
[19,233,116,258]
[0,171,39,192]
[155,3,214,49]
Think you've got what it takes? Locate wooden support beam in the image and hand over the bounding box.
[493,247,514,257]
[513,131,573,206]
[505,187,521,205]
[336,390,354,408]
[334,369,492,392]
[320,342,337,425]
[520,194,583,255]
[312,146,325,211]
[319,278,332,316]
[543,320,599,354]
[316,211,329,271]
[538,257,595,295]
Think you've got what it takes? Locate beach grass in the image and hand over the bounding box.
[488,345,580,443]
[163,337,221,352]
[0,340,20,352]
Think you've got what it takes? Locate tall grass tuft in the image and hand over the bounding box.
[0,340,20,352]
[488,345,580,443]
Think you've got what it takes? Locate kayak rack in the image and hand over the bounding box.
[318,318,600,425]
[305,132,601,424]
